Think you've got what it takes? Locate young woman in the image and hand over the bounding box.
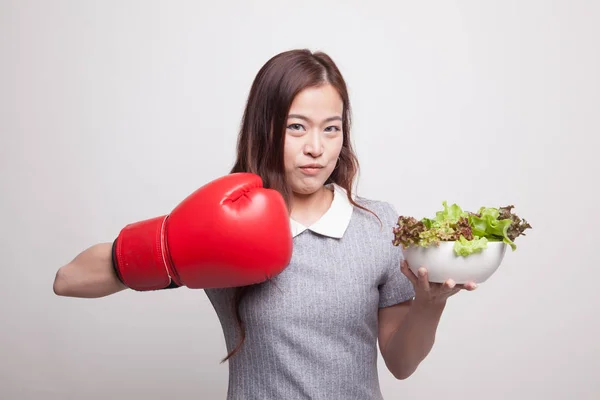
[54,49,477,399]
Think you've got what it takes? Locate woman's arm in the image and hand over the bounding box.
[379,299,445,380]
[53,243,127,298]
[378,261,478,379]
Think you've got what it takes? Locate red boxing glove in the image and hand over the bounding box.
[111,173,293,290]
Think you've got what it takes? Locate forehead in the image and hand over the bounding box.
[289,84,343,117]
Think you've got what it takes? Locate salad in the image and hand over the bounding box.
[392,201,532,256]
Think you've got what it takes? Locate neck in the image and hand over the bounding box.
[290,185,334,227]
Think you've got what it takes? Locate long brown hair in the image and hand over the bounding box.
[223,49,377,362]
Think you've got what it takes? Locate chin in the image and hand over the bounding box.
[292,186,320,196]
[290,179,327,196]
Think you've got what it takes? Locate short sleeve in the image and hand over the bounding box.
[378,202,415,308]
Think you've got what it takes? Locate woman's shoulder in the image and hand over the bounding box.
[352,194,399,227]
[330,184,399,228]
[354,194,397,214]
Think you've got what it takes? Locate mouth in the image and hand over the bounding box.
[300,163,324,169]
[299,164,324,175]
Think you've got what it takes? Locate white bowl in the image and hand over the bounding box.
[402,241,508,284]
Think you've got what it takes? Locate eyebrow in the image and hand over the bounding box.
[287,114,342,123]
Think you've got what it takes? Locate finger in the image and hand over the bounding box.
[442,279,457,294]
[465,281,478,291]
[444,279,456,289]
[400,260,418,286]
[443,280,467,296]
[417,267,430,292]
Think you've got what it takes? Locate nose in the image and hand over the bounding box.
[303,130,324,158]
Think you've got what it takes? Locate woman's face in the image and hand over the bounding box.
[283,84,344,196]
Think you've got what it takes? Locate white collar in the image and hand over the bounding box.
[289,183,354,239]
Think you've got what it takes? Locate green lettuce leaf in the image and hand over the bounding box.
[453,235,489,256]
[468,206,516,250]
[433,201,469,225]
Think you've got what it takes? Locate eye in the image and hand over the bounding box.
[287,123,305,131]
[324,126,341,133]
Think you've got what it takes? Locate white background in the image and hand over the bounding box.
[2,1,599,399]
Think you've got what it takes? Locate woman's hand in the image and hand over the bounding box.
[401,260,478,307]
